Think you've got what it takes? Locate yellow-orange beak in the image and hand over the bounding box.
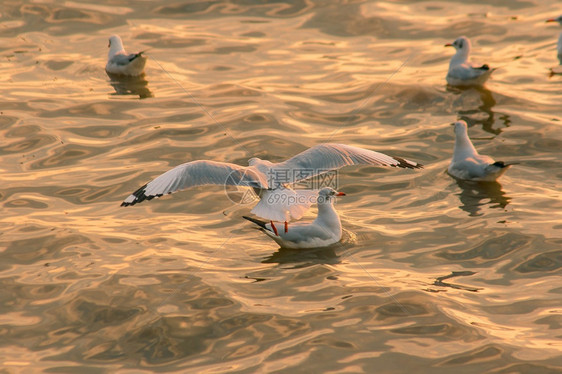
[546,18,556,23]
[336,192,346,196]
[444,43,453,47]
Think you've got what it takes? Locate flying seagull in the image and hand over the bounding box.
[121,143,422,221]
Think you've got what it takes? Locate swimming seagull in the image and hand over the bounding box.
[106,35,147,76]
[445,36,495,87]
[243,187,345,249]
[448,120,515,181]
[546,15,562,64]
[121,143,422,221]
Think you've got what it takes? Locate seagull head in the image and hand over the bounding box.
[107,35,123,55]
[453,120,469,136]
[248,157,273,168]
[248,157,261,166]
[445,36,471,53]
[546,15,562,25]
[108,35,123,48]
[317,187,345,203]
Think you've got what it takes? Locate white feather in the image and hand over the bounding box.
[250,189,317,222]
[246,188,343,249]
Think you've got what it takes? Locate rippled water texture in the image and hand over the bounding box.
[1,1,561,372]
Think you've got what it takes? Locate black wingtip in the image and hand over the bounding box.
[243,216,268,229]
[492,161,518,168]
[393,156,424,169]
[120,183,161,207]
[129,52,144,62]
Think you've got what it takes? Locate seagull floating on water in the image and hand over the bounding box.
[546,15,562,64]
[445,36,495,87]
[106,35,147,76]
[243,187,345,249]
[121,143,422,221]
[448,120,514,181]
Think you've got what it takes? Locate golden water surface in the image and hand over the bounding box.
[1,0,561,372]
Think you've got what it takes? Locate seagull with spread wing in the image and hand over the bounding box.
[121,143,422,222]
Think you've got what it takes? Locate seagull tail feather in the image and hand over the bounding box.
[243,216,269,230]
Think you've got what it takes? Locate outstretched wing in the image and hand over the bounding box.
[121,160,267,206]
[270,143,422,185]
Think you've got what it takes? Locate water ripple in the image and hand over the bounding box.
[0,0,561,372]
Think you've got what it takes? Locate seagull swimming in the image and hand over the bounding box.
[445,36,495,86]
[243,187,345,249]
[121,143,422,221]
[448,120,514,181]
[546,15,562,64]
[106,35,147,76]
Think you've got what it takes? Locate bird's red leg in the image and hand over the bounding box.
[270,221,279,236]
[284,221,288,233]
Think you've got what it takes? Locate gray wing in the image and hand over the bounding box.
[468,64,492,79]
[121,160,267,206]
[110,52,143,66]
[270,143,422,185]
[449,64,493,80]
[448,159,486,180]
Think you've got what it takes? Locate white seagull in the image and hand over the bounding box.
[546,15,562,64]
[106,35,147,76]
[121,143,422,221]
[448,120,514,181]
[243,187,345,249]
[445,36,495,87]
